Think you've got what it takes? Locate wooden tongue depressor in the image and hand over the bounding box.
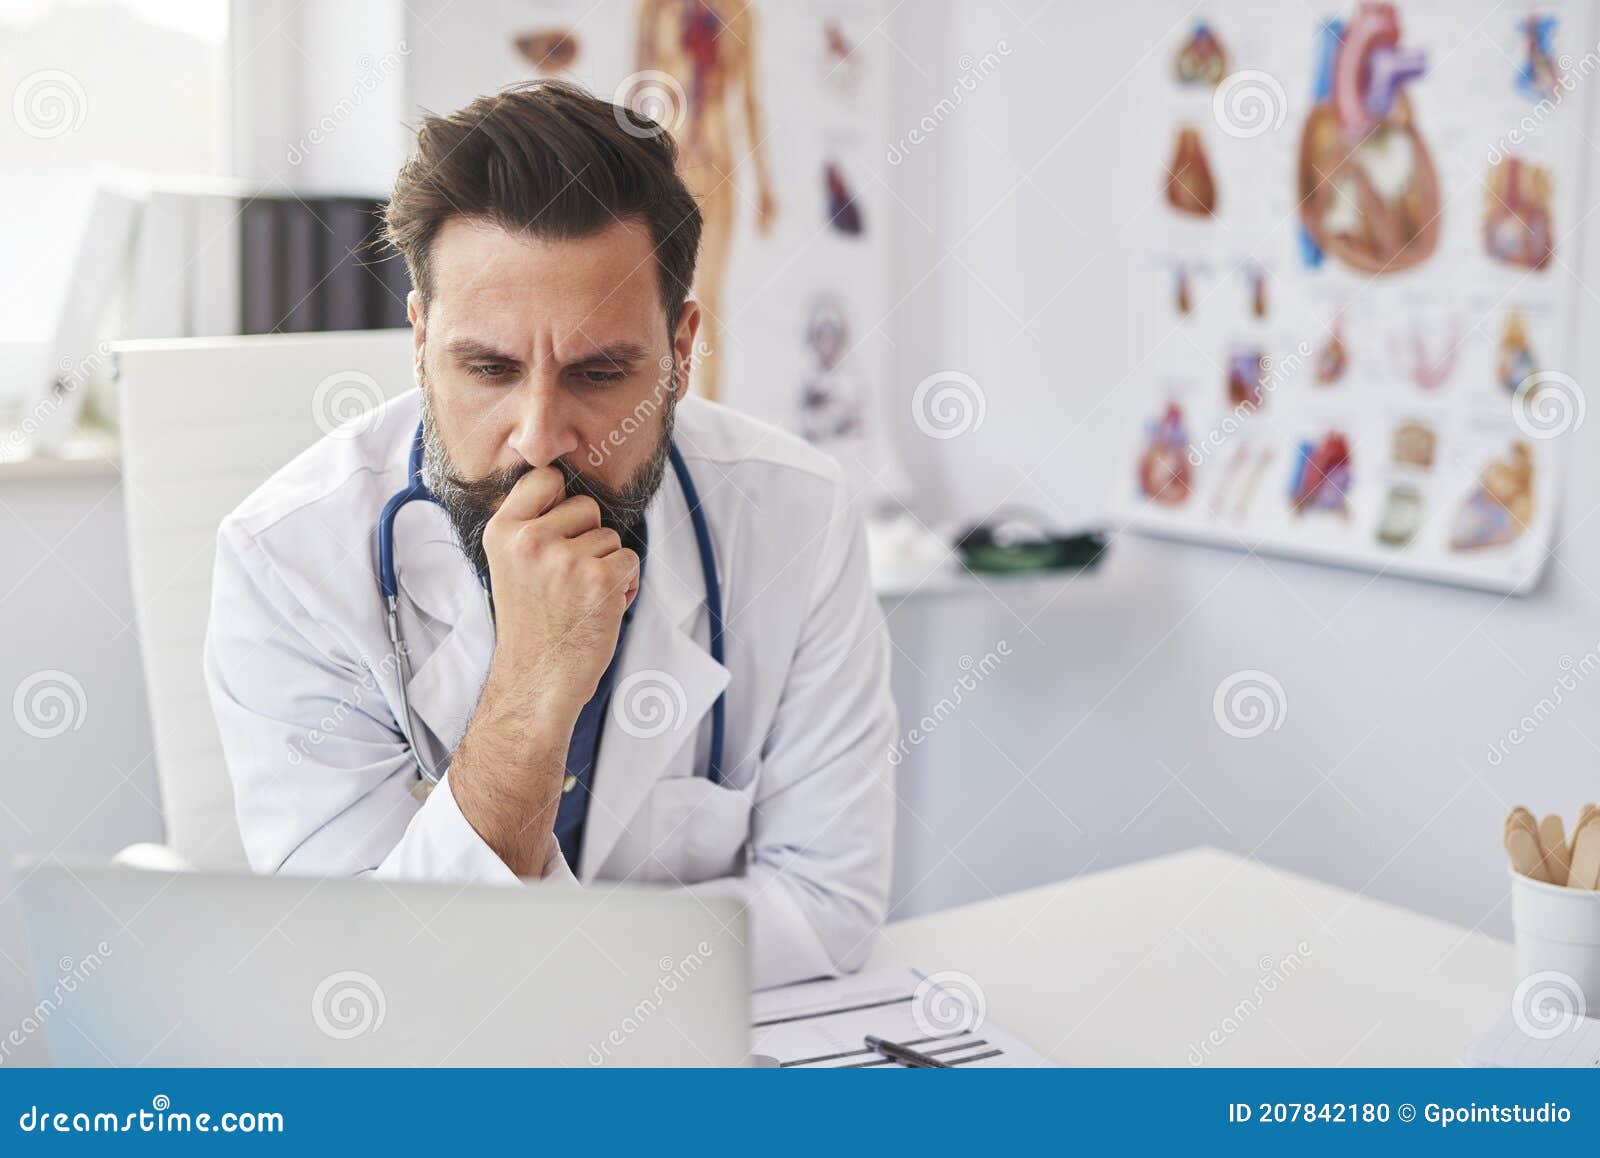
[1577,803,1599,849]
[1538,814,1571,886]
[1569,813,1600,890]
[1504,808,1548,882]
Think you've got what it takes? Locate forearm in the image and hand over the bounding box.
[447,672,580,877]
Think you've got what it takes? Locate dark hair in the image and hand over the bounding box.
[383,80,702,332]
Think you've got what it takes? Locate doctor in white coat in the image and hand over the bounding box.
[203,82,896,990]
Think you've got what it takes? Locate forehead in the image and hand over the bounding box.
[427,215,663,341]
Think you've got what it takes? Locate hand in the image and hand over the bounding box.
[479,466,641,718]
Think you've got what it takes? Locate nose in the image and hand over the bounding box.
[506,378,581,468]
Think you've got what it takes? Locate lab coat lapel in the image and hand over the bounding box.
[578,462,729,882]
[397,506,494,764]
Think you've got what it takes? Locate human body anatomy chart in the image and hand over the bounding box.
[1126,0,1591,593]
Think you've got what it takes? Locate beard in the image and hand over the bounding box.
[419,370,678,579]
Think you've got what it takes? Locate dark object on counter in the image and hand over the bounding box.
[956,515,1108,575]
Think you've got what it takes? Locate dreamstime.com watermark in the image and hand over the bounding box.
[2,340,113,462]
[1511,970,1587,1040]
[286,652,401,766]
[587,942,714,1065]
[886,40,1012,165]
[287,43,411,165]
[584,340,709,468]
[0,942,111,1065]
[17,1095,283,1135]
[12,68,87,139]
[912,370,986,439]
[12,669,88,740]
[611,669,689,740]
[1485,646,1600,767]
[311,970,386,1040]
[888,641,1012,767]
[1212,69,1288,139]
[1187,940,1313,1065]
[1488,43,1600,162]
[1212,669,1288,739]
[1188,341,1313,466]
[912,971,987,1036]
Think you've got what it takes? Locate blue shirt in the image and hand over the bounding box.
[552,519,646,869]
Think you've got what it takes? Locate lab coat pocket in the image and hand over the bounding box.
[645,776,753,884]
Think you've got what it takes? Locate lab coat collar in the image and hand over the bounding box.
[398,448,729,880]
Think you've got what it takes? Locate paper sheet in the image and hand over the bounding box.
[1464,1009,1600,1067]
[750,968,1049,1068]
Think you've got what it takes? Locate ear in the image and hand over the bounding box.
[407,291,426,374]
[669,300,702,401]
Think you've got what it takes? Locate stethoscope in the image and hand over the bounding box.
[377,421,725,786]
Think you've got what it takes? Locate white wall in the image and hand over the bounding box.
[876,0,1600,938]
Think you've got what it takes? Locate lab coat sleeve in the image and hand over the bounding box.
[721,473,897,989]
[205,521,573,886]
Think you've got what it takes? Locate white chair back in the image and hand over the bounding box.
[116,329,414,867]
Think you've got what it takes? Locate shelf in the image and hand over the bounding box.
[0,426,121,481]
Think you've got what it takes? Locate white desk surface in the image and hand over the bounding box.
[867,846,1513,1066]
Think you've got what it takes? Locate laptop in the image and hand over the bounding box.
[15,860,749,1066]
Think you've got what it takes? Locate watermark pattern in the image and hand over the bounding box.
[888,642,1011,767]
[583,339,706,468]
[13,670,87,740]
[13,69,87,139]
[587,942,714,1065]
[1,340,113,463]
[1187,942,1313,1065]
[311,971,386,1040]
[1511,370,1585,439]
[286,652,401,767]
[912,370,986,439]
[312,370,386,439]
[1212,70,1287,139]
[1485,647,1600,766]
[886,40,1012,165]
[612,670,689,740]
[614,70,688,139]
[1187,341,1313,465]
[286,44,410,165]
[1212,670,1287,739]
[1511,970,1587,1040]
[0,942,112,1065]
[1488,45,1597,162]
[911,970,986,1037]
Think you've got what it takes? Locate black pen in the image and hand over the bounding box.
[863,1034,951,1068]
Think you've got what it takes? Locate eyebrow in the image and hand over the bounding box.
[443,337,649,370]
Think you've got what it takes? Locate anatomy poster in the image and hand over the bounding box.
[403,0,908,500]
[1125,0,1591,593]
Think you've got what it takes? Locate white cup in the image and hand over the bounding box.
[1508,868,1600,1024]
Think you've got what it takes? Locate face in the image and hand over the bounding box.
[410,215,700,574]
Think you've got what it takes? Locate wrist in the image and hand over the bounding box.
[479,662,585,735]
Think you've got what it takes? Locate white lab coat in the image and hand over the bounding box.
[203,389,896,989]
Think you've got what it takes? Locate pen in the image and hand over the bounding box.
[863,1034,951,1068]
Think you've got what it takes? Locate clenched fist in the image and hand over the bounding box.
[480,465,640,716]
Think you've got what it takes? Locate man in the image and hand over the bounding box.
[204,81,895,989]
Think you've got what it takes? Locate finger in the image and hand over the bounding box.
[570,527,624,558]
[537,494,603,539]
[603,548,641,605]
[493,465,567,524]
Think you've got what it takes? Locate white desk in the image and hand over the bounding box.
[867,846,1513,1066]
